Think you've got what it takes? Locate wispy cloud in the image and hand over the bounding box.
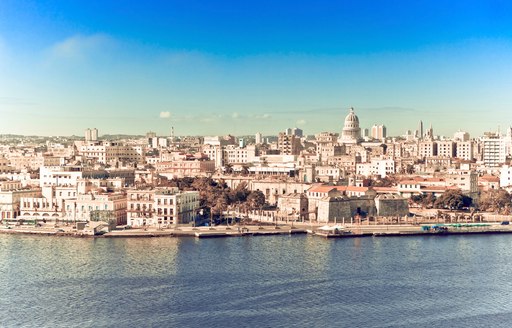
[0,97,36,107]
[231,112,240,119]
[159,111,171,119]
[250,113,272,120]
[48,34,114,60]
[296,119,306,126]
[199,113,224,123]
[360,106,417,113]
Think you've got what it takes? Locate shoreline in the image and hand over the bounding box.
[3,222,512,239]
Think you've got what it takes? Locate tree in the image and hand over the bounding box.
[410,193,436,209]
[478,189,511,213]
[223,163,234,175]
[229,182,251,203]
[434,190,472,210]
[246,190,266,210]
[240,165,250,176]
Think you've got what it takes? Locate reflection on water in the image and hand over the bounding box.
[2,234,512,327]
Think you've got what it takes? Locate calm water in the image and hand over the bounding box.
[1,233,512,327]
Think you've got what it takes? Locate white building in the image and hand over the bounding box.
[480,132,506,167]
[0,182,41,222]
[500,165,512,188]
[126,188,200,227]
[456,141,474,161]
[454,130,470,142]
[223,145,256,164]
[340,108,362,144]
[40,166,85,187]
[356,157,395,178]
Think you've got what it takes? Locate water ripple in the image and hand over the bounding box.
[2,234,512,327]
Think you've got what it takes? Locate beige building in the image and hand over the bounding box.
[0,182,41,222]
[456,141,474,161]
[277,193,309,221]
[156,160,215,178]
[126,188,200,227]
[223,145,256,164]
[64,193,127,225]
[277,133,301,155]
[418,141,437,159]
[437,141,456,158]
[78,141,143,165]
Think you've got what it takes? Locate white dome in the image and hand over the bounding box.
[341,107,362,143]
[344,107,359,125]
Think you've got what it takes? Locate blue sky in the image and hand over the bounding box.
[1,0,512,138]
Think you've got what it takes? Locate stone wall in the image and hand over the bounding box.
[374,195,409,217]
[317,194,409,223]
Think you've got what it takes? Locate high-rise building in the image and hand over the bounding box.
[453,130,470,142]
[292,128,303,138]
[418,120,424,140]
[85,128,92,141]
[85,128,98,141]
[371,124,387,140]
[255,132,263,144]
[91,128,98,141]
[481,132,506,167]
[278,132,301,155]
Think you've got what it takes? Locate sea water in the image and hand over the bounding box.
[1,234,512,327]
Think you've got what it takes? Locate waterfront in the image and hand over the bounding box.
[2,234,512,327]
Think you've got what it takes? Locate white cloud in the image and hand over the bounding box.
[232,112,240,119]
[159,111,171,119]
[48,34,113,60]
[251,113,271,120]
[296,119,307,126]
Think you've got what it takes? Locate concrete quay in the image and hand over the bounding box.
[3,222,512,239]
[104,225,307,238]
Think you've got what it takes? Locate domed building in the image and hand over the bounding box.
[341,107,362,144]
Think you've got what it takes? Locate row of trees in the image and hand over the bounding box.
[163,177,266,218]
[410,189,512,214]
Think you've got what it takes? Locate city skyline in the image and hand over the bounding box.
[1,1,512,137]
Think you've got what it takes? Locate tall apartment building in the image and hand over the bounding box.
[371,124,387,140]
[85,128,98,142]
[454,130,470,142]
[277,133,301,155]
[480,132,506,167]
[437,141,456,158]
[418,141,437,159]
[456,141,474,161]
